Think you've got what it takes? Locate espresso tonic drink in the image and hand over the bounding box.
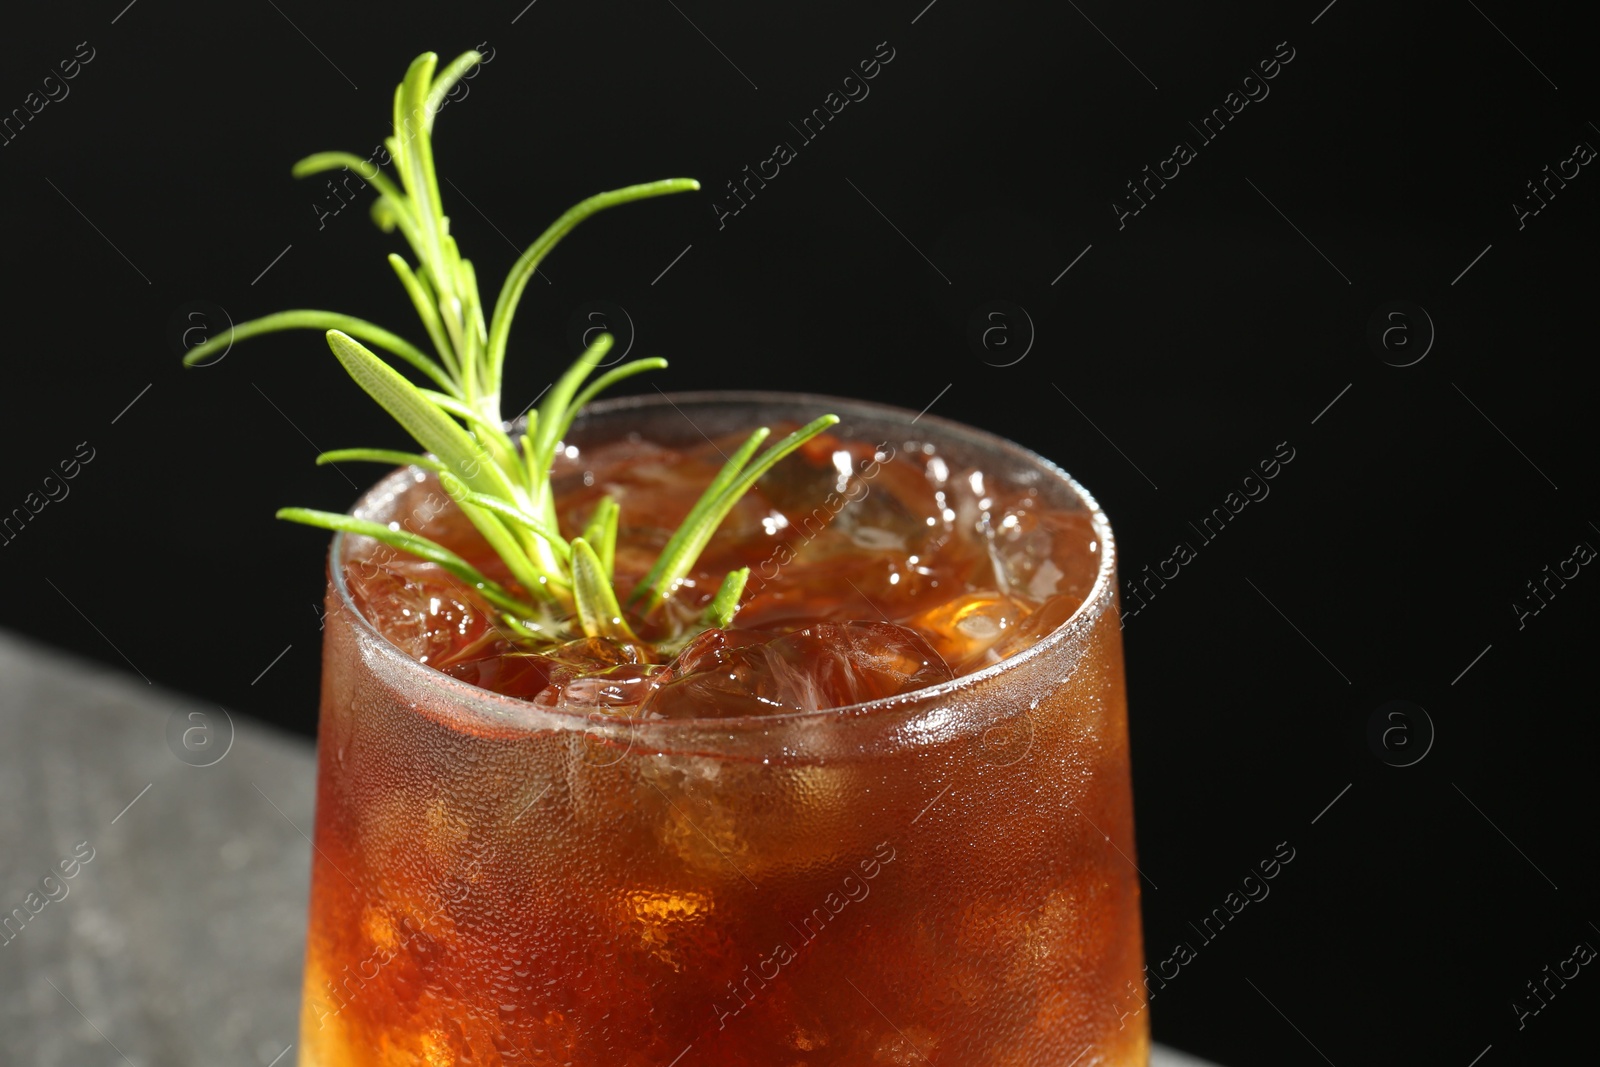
[300,393,1146,1066]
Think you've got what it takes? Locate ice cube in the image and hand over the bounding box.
[639,622,956,719]
[632,746,875,883]
[756,437,933,555]
[982,505,1100,609]
[988,592,1083,662]
[348,564,499,669]
[631,749,759,876]
[530,637,664,712]
[908,593,1030,673]
[618,887,717,971]
[442,650,556,700]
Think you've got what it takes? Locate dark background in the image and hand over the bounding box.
[3,1,1594,1064]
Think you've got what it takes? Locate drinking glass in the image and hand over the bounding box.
[299,392,1146,1066]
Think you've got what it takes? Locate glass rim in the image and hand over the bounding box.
[328,388,1117,731]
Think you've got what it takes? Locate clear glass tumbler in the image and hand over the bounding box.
[298,392,1146,1066]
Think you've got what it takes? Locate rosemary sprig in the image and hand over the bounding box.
[184,50,836,648]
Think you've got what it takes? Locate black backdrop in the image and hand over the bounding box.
[3,2,1595,1064]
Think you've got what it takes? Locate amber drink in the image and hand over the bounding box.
[300,392,1146,1066]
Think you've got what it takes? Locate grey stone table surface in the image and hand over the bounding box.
[0,630,1218,1066]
